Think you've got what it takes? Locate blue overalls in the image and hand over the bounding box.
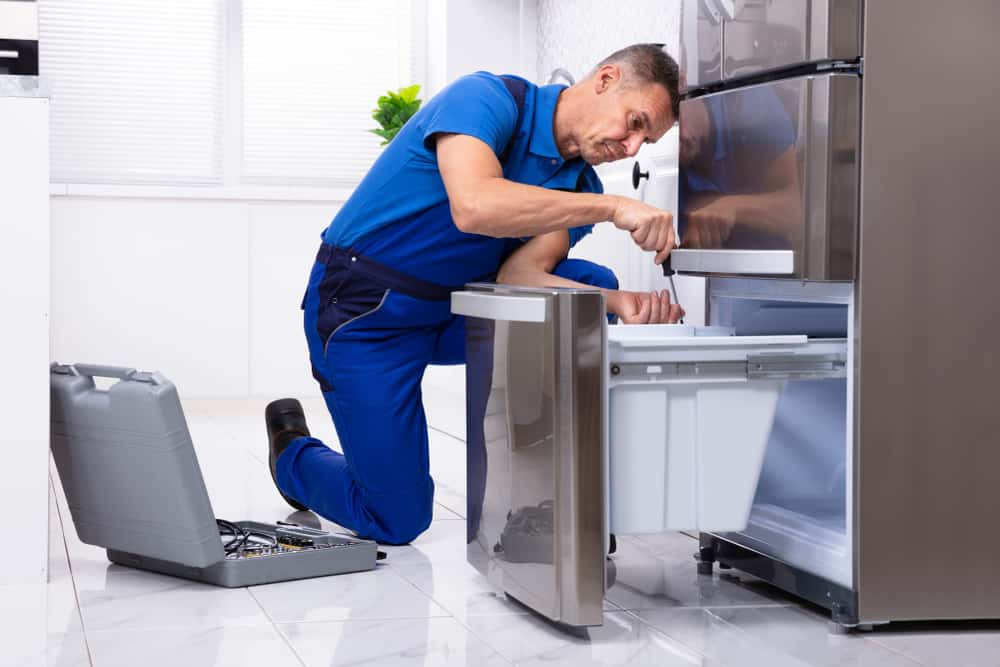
[275,72,618,544]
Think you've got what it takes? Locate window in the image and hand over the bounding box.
[242,0,415,186]
[40,0,225,185]
[39,0,419,188]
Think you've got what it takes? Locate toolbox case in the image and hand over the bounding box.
[49,363,377,587]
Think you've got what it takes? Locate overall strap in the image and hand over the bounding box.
[498,75,528,164]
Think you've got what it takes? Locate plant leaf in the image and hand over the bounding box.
[370,84,423,145]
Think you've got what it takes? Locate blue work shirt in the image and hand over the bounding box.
[323,72,602,287]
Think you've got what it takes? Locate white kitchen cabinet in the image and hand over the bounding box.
[0,76,50,585]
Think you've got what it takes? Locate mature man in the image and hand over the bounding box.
[266,44,684,545]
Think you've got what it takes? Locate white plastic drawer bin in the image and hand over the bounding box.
[607,324,846,534]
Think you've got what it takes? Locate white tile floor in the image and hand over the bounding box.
[10,394,1000,666]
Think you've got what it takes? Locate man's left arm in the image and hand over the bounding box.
[497,231,684,324]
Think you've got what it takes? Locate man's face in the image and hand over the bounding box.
[578,67,675,166]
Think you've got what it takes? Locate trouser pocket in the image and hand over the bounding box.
[315,265,390,354]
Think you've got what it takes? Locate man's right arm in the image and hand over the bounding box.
[436,133,677,264]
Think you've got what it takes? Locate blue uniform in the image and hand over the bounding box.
[277,72,618,544]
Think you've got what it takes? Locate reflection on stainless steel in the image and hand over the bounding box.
[458,284,605,628]
[683,0,862,90]
[680,0,722,90]
[678,73,859,279]
[725,0,861,81]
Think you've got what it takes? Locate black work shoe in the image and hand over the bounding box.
[266,398,311,511]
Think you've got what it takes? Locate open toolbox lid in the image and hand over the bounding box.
[50,363,227,568]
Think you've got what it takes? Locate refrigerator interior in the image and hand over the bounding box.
[707,277,854,589]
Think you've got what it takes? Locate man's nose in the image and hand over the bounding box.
[624,135,643,157]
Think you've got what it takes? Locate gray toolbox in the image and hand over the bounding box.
[49,362,378,587]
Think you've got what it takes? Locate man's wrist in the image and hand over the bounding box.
[601,288,621,315]
[603,194,623,223]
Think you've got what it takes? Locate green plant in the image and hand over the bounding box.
[370,84,422,146]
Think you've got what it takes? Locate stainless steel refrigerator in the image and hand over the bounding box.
[451,0,1000,629]
[678,0,1000,628]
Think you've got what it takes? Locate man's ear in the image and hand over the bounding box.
[593,63,622,95]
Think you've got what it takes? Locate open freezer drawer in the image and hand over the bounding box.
[607,324,847,535]
[452,285,846,628]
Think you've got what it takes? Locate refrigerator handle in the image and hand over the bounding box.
[450,291,550,323]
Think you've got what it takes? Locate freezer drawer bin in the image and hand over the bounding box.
[607,324,847,534]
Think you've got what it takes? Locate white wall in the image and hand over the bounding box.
[50,196,337,399]
[537,0,683,84]
[426,0,534,95]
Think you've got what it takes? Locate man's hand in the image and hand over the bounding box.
[610,197,676,265]
[607,289,685,324]
[683,196,738,248]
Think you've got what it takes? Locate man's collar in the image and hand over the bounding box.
[529,83,566,161]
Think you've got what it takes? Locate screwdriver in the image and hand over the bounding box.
[662,254,684,324]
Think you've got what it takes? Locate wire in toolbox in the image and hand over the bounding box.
[216,519,277,555]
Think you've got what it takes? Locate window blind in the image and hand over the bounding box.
[39,0,224,184]
[241,0,414,186]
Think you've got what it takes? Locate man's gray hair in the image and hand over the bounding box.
[594,43,680,119]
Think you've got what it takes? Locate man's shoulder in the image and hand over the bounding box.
[431,72,523,120]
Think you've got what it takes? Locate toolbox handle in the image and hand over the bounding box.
[52,362,162,385]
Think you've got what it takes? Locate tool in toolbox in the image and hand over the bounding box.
[49,363,379,587]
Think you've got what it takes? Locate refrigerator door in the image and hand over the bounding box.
[677,72,859,280]
[454,284,607,628]
[724,0,862,81]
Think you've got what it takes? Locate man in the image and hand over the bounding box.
[266,44,684,545]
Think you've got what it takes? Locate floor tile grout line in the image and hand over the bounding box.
[862,634,932,666]
[427,424,465,444]
[49,473,96,666]
[617,608,719,664]
[384,563,517,664]
[245,586,308,667]
[433,600,523,665]
[381,563,458,620]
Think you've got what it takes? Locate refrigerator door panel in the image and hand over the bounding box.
[724,0,861,81]
[678,72,859,280]
[456,284,606,628]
